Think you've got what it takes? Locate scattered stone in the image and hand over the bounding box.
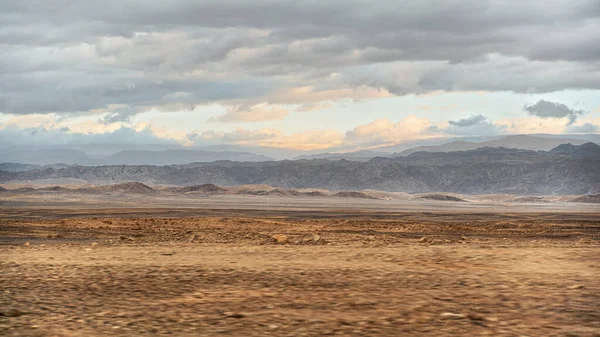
[467,312,497,323]
[467,313,485,321]
[272,234,289,244]
[337,319,352,326]
[419,237,430,243]
[440,312,466,320]
[188,234,197,243]
[224,312,245,319]
[1,309,25,317]
[567,284,584,290]
[91,242,98,247]
[23,242,30,247]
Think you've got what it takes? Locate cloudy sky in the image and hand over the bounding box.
[1,0,599,152]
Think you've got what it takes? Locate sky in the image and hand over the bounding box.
[1,0,599,153]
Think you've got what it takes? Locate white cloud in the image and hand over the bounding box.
[344,116,443,146]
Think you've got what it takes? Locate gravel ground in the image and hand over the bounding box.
[1,211,599,336]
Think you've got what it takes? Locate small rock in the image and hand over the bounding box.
[467,312,496,322]
[440,312,466,320]
[419,237,430,243]
[188,234,197,243]
[271,234,288,244]
[268,324,279,329]
[1,309,25,317]
[23,242,30,247]
[224,312,245,319]
[91,242,98,247]
[567,284,584,290]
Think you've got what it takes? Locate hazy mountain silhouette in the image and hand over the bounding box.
[2,144,598,195]
[397,135,590,156]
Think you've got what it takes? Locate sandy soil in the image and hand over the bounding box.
[1,202,599,336]
[1,192,599,216]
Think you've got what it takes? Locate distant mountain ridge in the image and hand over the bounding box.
[550,142,600,157]
[3,134,598,166]
[398,135,591,156]
[294,150,390,161]
[105,149,272,165]
[0,163,70,172]
[0,148,272,166]
[2,143,598,195]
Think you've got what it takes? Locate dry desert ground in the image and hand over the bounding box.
[1,194,599,336]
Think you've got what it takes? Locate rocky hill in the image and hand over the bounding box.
[570,194,600,203]
[1,145,599,195]
[550,142,600,158]
[77,182,157,194]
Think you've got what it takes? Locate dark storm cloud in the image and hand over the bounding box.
[101,110,138,124]
[427,125,441,133]
[523,100,586,125]
[1,0,599,117]
[0,69,273,114]
[448,115,487,128]
[446,115,504,136]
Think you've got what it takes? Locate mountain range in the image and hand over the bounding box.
[0,148,272,166]
[277,135,600,161]
[294,150,390,161]
[3,134,599,165]
[2,143,599,195]
[396,135,591,156]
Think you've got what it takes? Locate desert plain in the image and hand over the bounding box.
[1,190,599,337]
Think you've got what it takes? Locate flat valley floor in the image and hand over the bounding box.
[1,196,599,336]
